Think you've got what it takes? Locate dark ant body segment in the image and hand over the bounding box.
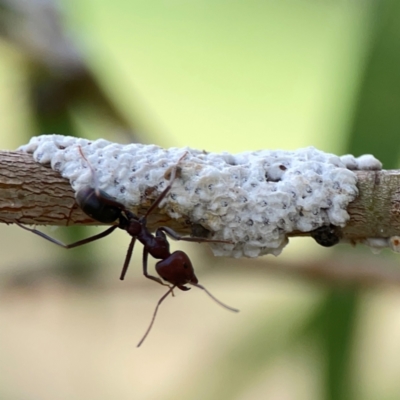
[75,186,121,223]
[310,224,341,247]
[17,147,238,345]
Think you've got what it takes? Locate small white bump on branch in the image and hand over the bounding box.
[18,134,383,258]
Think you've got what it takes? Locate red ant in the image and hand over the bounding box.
[18,147,238,346]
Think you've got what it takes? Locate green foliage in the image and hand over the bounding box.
[1,0,400,398]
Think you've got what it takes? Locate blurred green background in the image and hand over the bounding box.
[1,1,400,399]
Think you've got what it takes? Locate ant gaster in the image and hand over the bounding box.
[18,147,238,346]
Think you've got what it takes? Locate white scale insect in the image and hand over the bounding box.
[19,134,382,258]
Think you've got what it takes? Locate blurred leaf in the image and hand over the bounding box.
[321,1,400,400]
[166,299,319,400]
[347,0,400,169]
[302,288,359,400]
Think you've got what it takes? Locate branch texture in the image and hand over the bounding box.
[0,150,182,231]
[1,135,398,257]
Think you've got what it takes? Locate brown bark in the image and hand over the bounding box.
[0,151,85,226]
[1,151,399,242]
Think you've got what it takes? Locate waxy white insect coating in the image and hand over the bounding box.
[19,135,382,258]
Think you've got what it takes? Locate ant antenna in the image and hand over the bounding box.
[78,146,101,197]
[137,286,175,347]
[191,283,239,313]
[137,283,238,347]
[143,151,189,219]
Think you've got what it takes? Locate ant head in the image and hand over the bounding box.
[76,186,121,223]
[155,250,198,290]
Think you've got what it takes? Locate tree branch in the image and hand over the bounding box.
[0,150,188,233]
[1,150,399,244]
[345,170,400,240]
[0,151,85,225]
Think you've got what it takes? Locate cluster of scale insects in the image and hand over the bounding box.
[18,148,238,346]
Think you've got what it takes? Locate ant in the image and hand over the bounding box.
[17,147,238,346]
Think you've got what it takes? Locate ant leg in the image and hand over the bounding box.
[144,152,188,218]
[78,146,101,196]
[157,226,233,245]
[16,223,118,249]
[119,237,136,280]
[78,146,128,212]
[142,248,170,287]
[137,285,175,347]
[66,201,78,227]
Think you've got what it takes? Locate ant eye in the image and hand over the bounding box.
[183,263,189,269]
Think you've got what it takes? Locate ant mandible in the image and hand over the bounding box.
[18,147,238,346]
